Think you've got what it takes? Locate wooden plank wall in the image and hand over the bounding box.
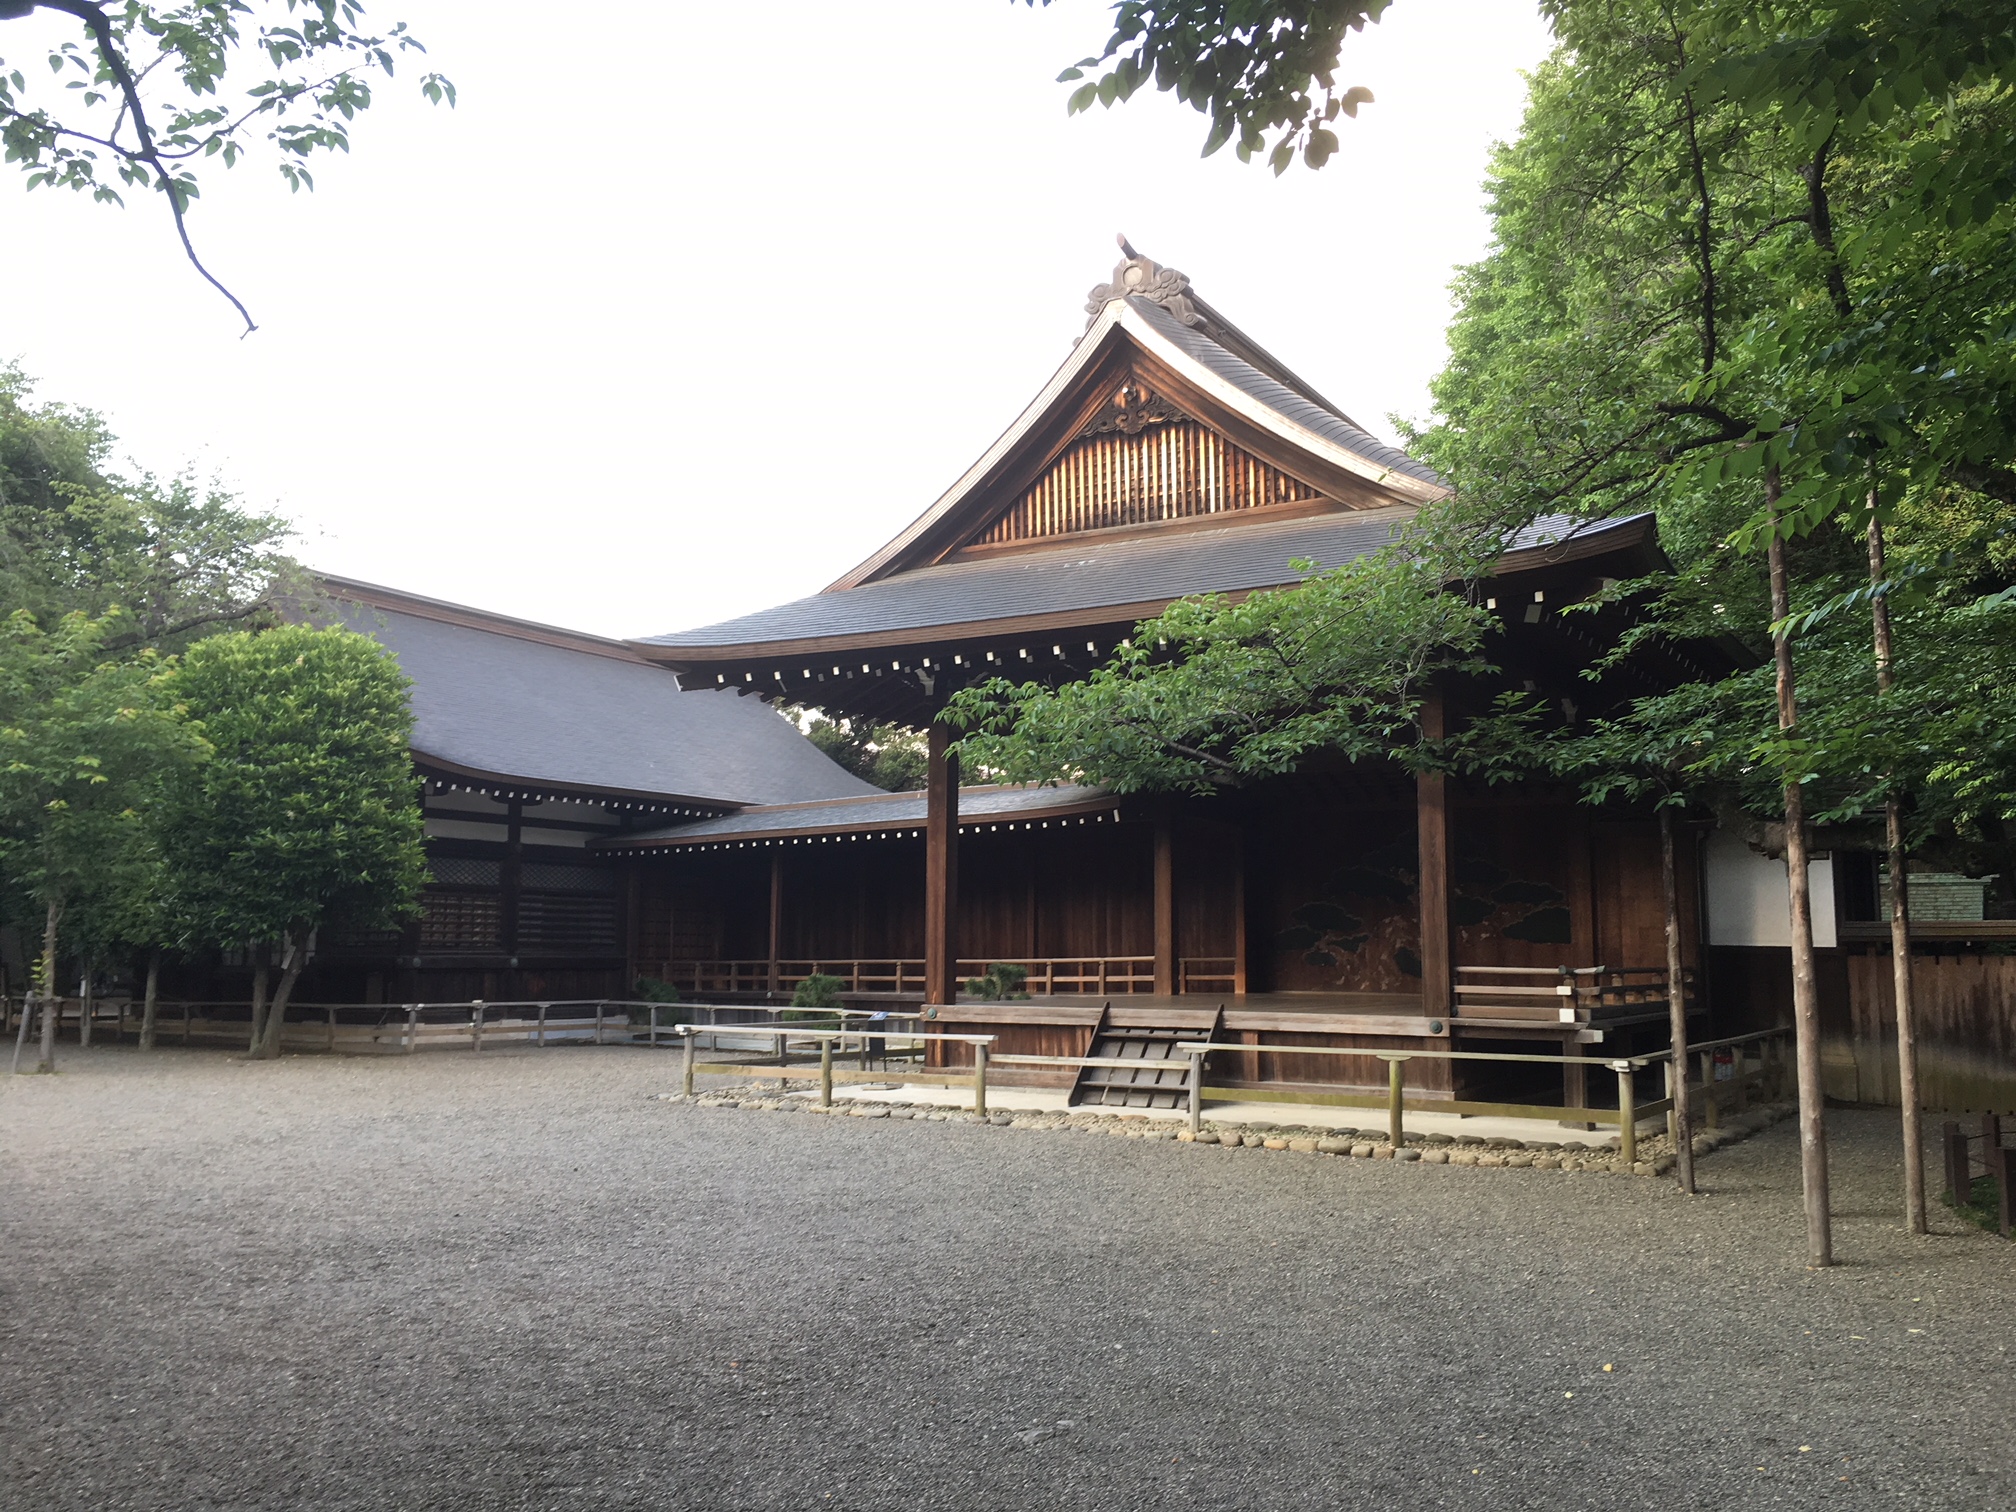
[1843,952,2016,1113]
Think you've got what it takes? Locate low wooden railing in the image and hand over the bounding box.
[1454,964,1699,1024]
[1942,1113,2013,1238]
[662,1019,1797,1166]
[640,957,1161,997]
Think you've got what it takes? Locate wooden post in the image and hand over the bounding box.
[1561,1035,1592,1131]
[1416,689,1452,1018]
[1992,1144,2013,1240]
[972,1039,988,1118]
[537,1002,548,1047]
[1153,818,1175,996]
[1701,1051,1720,1129]
[405,1002,419,1053]
[1941,1121,1967,1204]
[1661,808,1696,1194]
[1187,1047,1204,1134]
[1616,1062,1638,1165]
[1231,830,1248,996]
[924,720,960,1007]
[820,1036,833,1108]
[472,999,485,1053]
[1767,467,1833,1266]
[1387,1057,1405,1149]
[595,1001,605,1046]
[682,1028,696,1098]
[326,1005,337,1053]
[766,852,785,999]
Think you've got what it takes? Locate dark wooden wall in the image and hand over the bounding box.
[1251,788,1687,994]
[1841,952,2016,1113]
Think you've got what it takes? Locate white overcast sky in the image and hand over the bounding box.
[0,1,1554,639]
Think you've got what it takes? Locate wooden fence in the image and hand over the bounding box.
[1842,953,2016,1112]
[665,1019,1794,1165]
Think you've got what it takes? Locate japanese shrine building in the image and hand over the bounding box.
[293,243,2010,1112]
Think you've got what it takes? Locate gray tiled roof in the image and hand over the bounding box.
[328,598,879,805]
[608,783,1112,845]
[641,511,1636,653]
[1127,298,1448,487]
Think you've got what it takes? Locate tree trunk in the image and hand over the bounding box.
[247,953,269,1055]
[35,899,61,1075]
[1662,807,1696,1194]
[1767,467,1833,1267]
[139,951,161,1053]
[1868,510,1926,1234]
[255,933,305,1060]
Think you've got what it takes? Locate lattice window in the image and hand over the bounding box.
[430,856,502,887]
[973,384,1322,547]
[419,890,502,951]
[520,862,619,894]
[518,894,620,953]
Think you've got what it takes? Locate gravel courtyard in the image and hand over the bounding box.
[2,1047,2011,1511]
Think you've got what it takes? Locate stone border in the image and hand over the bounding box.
[655,1087,1798,1178]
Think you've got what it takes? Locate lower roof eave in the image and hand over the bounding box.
[594,786,1122,852]
[413,749,747,814]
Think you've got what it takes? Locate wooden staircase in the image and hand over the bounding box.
[1071,1005,1221,1110]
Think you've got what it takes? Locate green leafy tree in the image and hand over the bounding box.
[1035,0,1390,170]
[0,608,200,1072]
[0,1,454,330]
[0,363,295,648]
[160,622,425,1059]
[949,542,1501,793]
[792,710,930,793]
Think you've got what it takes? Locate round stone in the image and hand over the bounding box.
[1395,1148,1422,1162]
[1450,1151,1480,1166]
[1263,1137,1289,1151]
[1350,1143,1375,1159]
[1506,1153,1534,1168]
[1288,1138,1318,1153]
[1478,1154,1505,1168]
[1421,1149,1450,1165]
[1532,1155,1561,1170]
[1316,1137,1351,1155]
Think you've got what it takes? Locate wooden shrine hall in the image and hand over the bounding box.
[612,241,1719,1106]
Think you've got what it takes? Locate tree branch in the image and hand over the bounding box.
[39,0,257,334]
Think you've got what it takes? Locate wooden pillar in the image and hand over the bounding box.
[924,721,960,1006]
[767,852,783,996]
[1416,689,1452,1017]
[1153,819,1176,995]
[502,797,524,960]
[1231,829,1248,996]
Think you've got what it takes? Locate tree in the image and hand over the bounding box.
[791,710,929,793]
[948,540,1505,792]
[0,363,296,648]
[160,623,425,1059]
[0,608,200,1072]
[0,1,454,331]
[1035,0,1390,170]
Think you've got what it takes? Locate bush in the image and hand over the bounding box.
[962,962,1030,1001]
[790,973,845,1010]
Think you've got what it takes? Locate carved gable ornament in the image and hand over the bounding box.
[1084,234,1201,328]
[1080,377,1186,437]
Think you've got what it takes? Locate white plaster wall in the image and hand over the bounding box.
[1704,829,1837,948]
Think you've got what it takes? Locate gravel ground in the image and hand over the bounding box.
[2,1047,2012,1512]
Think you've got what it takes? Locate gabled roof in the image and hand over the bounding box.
[823,243,1452,591]
[314,577,880,808]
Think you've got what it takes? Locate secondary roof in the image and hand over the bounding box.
[317,577,879,809]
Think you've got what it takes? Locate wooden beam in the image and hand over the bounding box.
[1417,689,1452,1018]
[767,853,783,996]
[924,721,960,1005]
[1153,819,1176,995]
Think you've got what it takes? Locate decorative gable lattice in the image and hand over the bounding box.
[969,379,1323,548]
